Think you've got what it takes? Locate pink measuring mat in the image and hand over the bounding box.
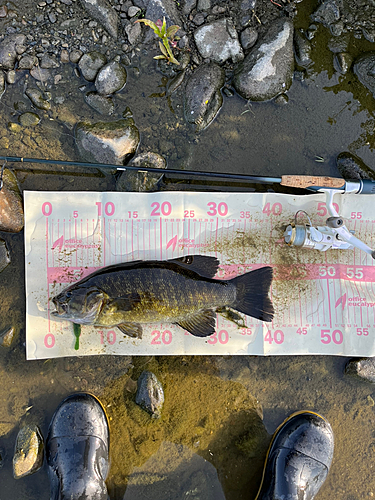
[24,191,375,359]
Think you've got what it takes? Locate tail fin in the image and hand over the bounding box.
[230,266,274,322]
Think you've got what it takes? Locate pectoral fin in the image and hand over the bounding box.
[117,322,143,338]
[176,309,216,337]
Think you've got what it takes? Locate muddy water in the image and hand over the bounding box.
[1,1,375,500]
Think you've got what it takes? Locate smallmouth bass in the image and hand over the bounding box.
[51,255,274,338]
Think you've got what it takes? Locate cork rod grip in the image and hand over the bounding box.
[280,175,346,190]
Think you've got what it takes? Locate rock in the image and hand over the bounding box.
[0,326,15,347]
[336,152,375,181]
[18,55,38,70]
[353,52,375,98]
[240,27,258,51]
[0,34,26,70]
[116,152,166,192]
[13,425,44,479]
[70,49,83,63]
[183,0,196,15]
[78,51,107,81]
[6,70,15,85]
[25,88,51,111]
[95,60,127,95]
[0,448,4,468]
[128,6,141,17]
[345,358,375,383]
[19,112,40,127]
[197,0,210,11]
[0,71,5,98]
[135,371,164,418]
[333,52,352,74]
[0,238,10,273]
[75,118,140,165]
[125,21,142,46]
[60,49,70,63]
[294,30,313,68]
[311,0,341,30]
[194,18,244,64]
[79,0,118,38]
[84,91,114,115]
[39,53,60,69]
[30,67,52,83]
[0,168,24,232]
[184,63,225,132]
[233,18,294,101]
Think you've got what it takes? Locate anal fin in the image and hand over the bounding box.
[117,322,143,339]
[176,310,216,337]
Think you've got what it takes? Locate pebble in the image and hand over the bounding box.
[19,112,41,127]
[240,27,258,51]
[78,50,107,81]
[84,91,114,115]
[135,371,164,418]
[18,55,38,70]
[6,70,15,84]
[0,71,4,98]
[0,326,15,347]
[25,87,51,111]
[128,6,140,17]
[95,60,127,95]
[13,425,44,479]
[69,49,83,64]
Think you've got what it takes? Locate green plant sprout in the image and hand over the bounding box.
[135,17,180,65]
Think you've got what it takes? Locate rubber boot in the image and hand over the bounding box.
[255,411,334,500]
[47,393,110,500]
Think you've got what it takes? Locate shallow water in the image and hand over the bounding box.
[1,0,375,499]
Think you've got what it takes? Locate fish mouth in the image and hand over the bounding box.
[50,298,66,316]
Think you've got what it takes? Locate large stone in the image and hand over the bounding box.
[233,18,294,101]
[194,18,244,64]
[353,52,375,98]
[79,0,118,38]
[184,63,225,132]
[0,34,26,70]
[95,60,127,95]
[0,168,24,233]
[75,118,140,165]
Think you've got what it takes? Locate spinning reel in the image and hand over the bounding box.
[284,189,375,259]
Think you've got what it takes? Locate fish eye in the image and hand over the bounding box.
[65,291,72,299]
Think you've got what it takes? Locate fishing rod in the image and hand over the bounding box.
[1,155,375,193]
[2,155,375,258]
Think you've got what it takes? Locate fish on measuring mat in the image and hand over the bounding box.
[51,255,274,338]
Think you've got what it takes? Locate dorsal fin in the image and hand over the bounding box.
[168,255,219,278]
